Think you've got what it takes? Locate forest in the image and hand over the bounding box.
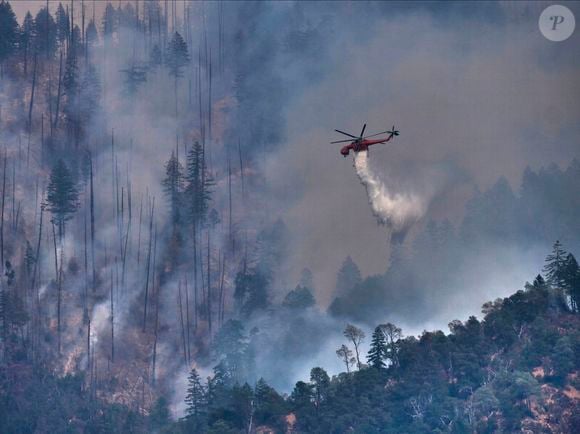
[0,1,579,433]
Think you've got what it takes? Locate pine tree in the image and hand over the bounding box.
[543,240,568,288]
[102,3,117,40]
[185,142,214,228]
[310,367,330,412]
[162,152,184,226]
[166,32,189,78]
[0,0,19,73]
[45,159,79,240]
[184,368,207,424]
[234,268,269,318]
[33,7,57,58]
[19,12,35,75]
[166,31,189,116]
[62,50,79,130]
[367,326,387,369]
[149,397,170,431]
[55,3,70,49]
[24,240,35,278]
[282,286,315,310]
[212,320,249,383]
[335,256,362,297]
[85,19,98,47]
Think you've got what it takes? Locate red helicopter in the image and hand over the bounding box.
[331,124,399,157]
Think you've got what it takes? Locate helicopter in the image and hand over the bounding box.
[331,124,399,157]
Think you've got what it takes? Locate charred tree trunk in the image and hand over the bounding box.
[207,231,212,336]
[142,199,155,331]
[54,51,63,130]
[0,154,6,267]
[151,227,159,385]
[89,153,96,290]
[110,269,114,363]
[28,53,38,132]
[178,279,187,364]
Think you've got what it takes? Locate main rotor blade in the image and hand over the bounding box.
[359,123,366,138]
[334,129,357,139]
[363,130,391,139]
[330,139,354,144]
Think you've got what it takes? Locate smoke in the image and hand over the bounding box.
[353,150,424,234]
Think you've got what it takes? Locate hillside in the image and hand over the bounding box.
[2,245,579,433]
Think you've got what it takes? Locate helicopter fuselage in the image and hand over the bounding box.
[340,137,393,157]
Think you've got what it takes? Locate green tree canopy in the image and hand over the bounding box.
[45,159,79,239]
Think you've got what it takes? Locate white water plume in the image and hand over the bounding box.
[353,151,424,232]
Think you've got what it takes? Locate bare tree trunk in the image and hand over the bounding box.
[52,223,62,355]
[178,279,187,364]
[184,275,191,361]
[31,203,44,330]
[219,251,226,326]
[54,51,63,130]
[11,163,15,230]
[87,318,91,375]
[0,154,6,267]
[89,153,96,290]
[193,222,198,331]
[136,194,143,265]
[142,199,155,331]
[228,153,234,253]
[151,227,159,385]
[28,53,38,132]
[121,185,131,288]
[83,209,88,320]
[207,231,211,336]
[110,269,114,363]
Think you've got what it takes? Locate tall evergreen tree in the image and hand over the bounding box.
[102,3,117,40]
[62,50,80,144]
[166,31,189,116]
[55,3,70,49]
[310,367,330,413]
[166,31,189,78]
[282,286,315,310]
[335,256,362,297]
[19,12,35,75]
[367,326,387,369]
[185,142,213,228]
[0,0,19,74]
[543,240,568,288]
[161,151,184,226]
[33,7,57,58]
[233,267,269,318]
[212,320,249,384]
[184,368,207,430]
[45,159,79,240]
[85,19,98,47]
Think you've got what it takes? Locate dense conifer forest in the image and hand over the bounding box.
[0,1,578,433]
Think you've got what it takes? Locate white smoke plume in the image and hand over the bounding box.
[353,151,424,233]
